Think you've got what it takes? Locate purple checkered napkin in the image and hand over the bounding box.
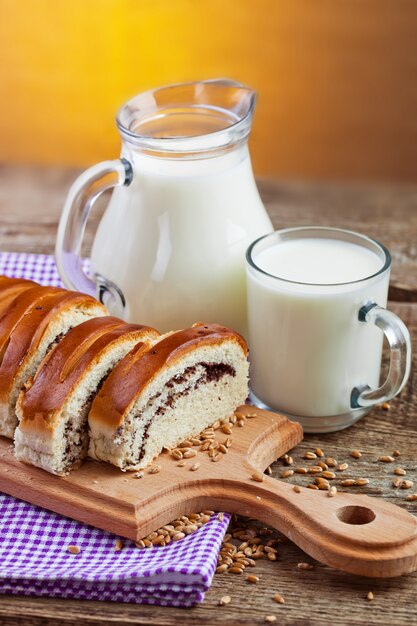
[0,494,230,606]
[0,251,85,287]
[0,251,231,606]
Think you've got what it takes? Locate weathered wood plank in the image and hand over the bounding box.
[1,165,417,299]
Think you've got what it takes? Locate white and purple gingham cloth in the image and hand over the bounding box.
[0,251,230,606]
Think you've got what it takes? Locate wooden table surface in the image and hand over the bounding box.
[0,165,416,626]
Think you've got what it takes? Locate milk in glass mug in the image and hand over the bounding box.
[246,227,411,433]
[56,79,272,335]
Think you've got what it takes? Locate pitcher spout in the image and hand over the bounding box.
[200,78,256,124]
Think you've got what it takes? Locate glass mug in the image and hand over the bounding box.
[55,79,272,335]
[246,227,411,433]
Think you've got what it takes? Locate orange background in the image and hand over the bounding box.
[0,0,416,181]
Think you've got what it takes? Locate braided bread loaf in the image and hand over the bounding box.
[0,276,249,475]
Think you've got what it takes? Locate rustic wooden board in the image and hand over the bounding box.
[0,405,416,579]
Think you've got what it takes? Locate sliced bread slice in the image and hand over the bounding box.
[15,316,159,474]
[0,277,38,317]
[0,285,107,437]
[88,322,249,471]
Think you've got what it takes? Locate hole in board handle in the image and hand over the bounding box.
[336,505,376,525]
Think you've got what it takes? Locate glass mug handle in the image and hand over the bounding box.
[351,302,412,408]
[55,159,133,316]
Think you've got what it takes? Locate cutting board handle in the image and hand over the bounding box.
[205,472,417,577]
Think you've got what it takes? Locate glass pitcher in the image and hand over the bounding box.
[56,79,273,335]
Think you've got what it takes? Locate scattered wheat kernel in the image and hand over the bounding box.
[229,566,244,574]
[325,457,337,467]
[307,484,319,490]
[351,450,362,459]
[328,486,337,497]
[183,449,197,458]
[225,437,233,448]
[246,413,258,418]
[265,465,272,475]
[293,485,302,493]
[401,480,414,489]
[338,463,349,471]
[393,450,401,457]
[216,564,228,574]
[267,552,277,561]
[135,540,145,548]
[217,512,224,521]
[219,595,231,605]
[172,532,185,541]
[251,471,264,482]
[394,468,406,476]
[222,424,232,434]
[133,472,144,479]
[213,420,221,430]
[246,574,259,583]
[152,535,165,546]
[406,494,417,501]
[322,471,336,479]
[355,478,370,486]
[317,481,330,490]
[393,478,402,488]
[148,465,161,474]
[378,455,394,463]
[219,444,228,454]
[114,539,124,551]
[367,591,374,601]
[179,440,193,448]
[308,466,323,474]
[281,469,294,478]
[92,480,99,484]
[381,402,390,411]
[212,453,222,462]
[265,616,277,623]
[318,461,329,470]
[273,593,285,604]
[341,479,355,486]
[177,460,186,467]
[68,545,80,555]
[237,420,245,427]
[171,449,183,460]
[295,467,308,474]
[190,462,200,471]
[315,448,324,457]
[304,451,317,460]
[297,562,314,570]
[234,411,245,420]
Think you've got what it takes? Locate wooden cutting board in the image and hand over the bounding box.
[0,405,416,578]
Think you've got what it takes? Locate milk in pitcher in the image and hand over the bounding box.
[92,143,271,335]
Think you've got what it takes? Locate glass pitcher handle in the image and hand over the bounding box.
[351,302,411,408]
[55,159,133,316]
